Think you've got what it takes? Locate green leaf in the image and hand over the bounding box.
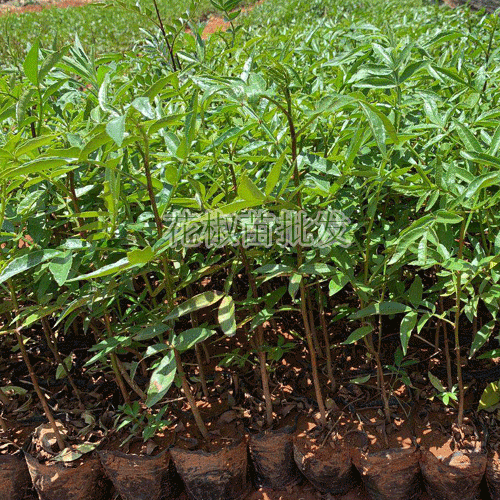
[23,41,39,86]
[165,291,224,321]
[106,115,126,147]
[408,276,423,307]
[70,257,132,280]
[359,101,386,155]
[15,136,56,157]
[0,250,62,284]
[298,263,335,275]
[86,336,131,365]
[127,246,154,265]
[38,46,69,82]
[345,123,366,168]
[478,381,500,411]
[400,311,417,355]
[349,374,371,384]
[343,325,372,344]
[218,296,236,337]
[250,308,275,331]
[428,371,446,393]
[182,90,198,156]
[172,328,216,352]
[328,273,350,296]
[48,251,73,286]
[469,320,495,359]
[489,124,500,156]
[131,97,155,119]
[255,264,293,275]
[434,210,463,224]
[461,151,500,170]
[238,174,266,202]
[56,354,73,379]
[389,216,434,264]
[16,88,34,126]
[479,349,500,360]
[265,151,286,195]
[1,157,74,179]
[454,121,481,152]
[146,351,176,407]
[350,302,411,320]
[288,273,301,300]
[133,323,169,341]
[54,443,97,462]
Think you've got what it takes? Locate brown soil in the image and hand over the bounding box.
[245,484,371,500]
[356,408,415,452]
[201,15,231,38]
[293,415,356,461]
[414,408,483,458]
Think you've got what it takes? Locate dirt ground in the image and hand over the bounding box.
[247,485,371,500]
[177,483,435,500]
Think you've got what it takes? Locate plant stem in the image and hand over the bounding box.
[174,349,209,440]
[41,317,83,407]
[187,285,209,398]
[0,388,9,406]
[115,357,147,400]
[138,130,163,238]
[7,281,66,451]
[150,0,178,71]
[239,247,274,427]
[194,345,209,398]
[0,415,7,433]
[439,296,454,390]
[226,152,273,426]
[307,293,323,357]
[299,282,326,425]
[317,284,336,393]
[281,85,327,425]
[455,219,467,427]
[377,314,391,423]
[201,342,211,364]
[104,314,131,406]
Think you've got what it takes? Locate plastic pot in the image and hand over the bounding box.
[0,453,33,499]
[293,438,357,495]
[170,440,250,500]
[249,425,301,489]
[420,448,487,500]
[99,449,183,500]
[25,452,111,500]
[351,446,421,500]
[486,450,500,500]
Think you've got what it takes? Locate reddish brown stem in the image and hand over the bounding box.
[187,285,209,398]
[307,293,323,357]
[440,297,454,391]
[41,317,83,407]
[8,282,66,451]
[317,284,336,393]
[239,247,274,427]
[115,357,146,400]
[174,349,209,440]
[104,314,131,406]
